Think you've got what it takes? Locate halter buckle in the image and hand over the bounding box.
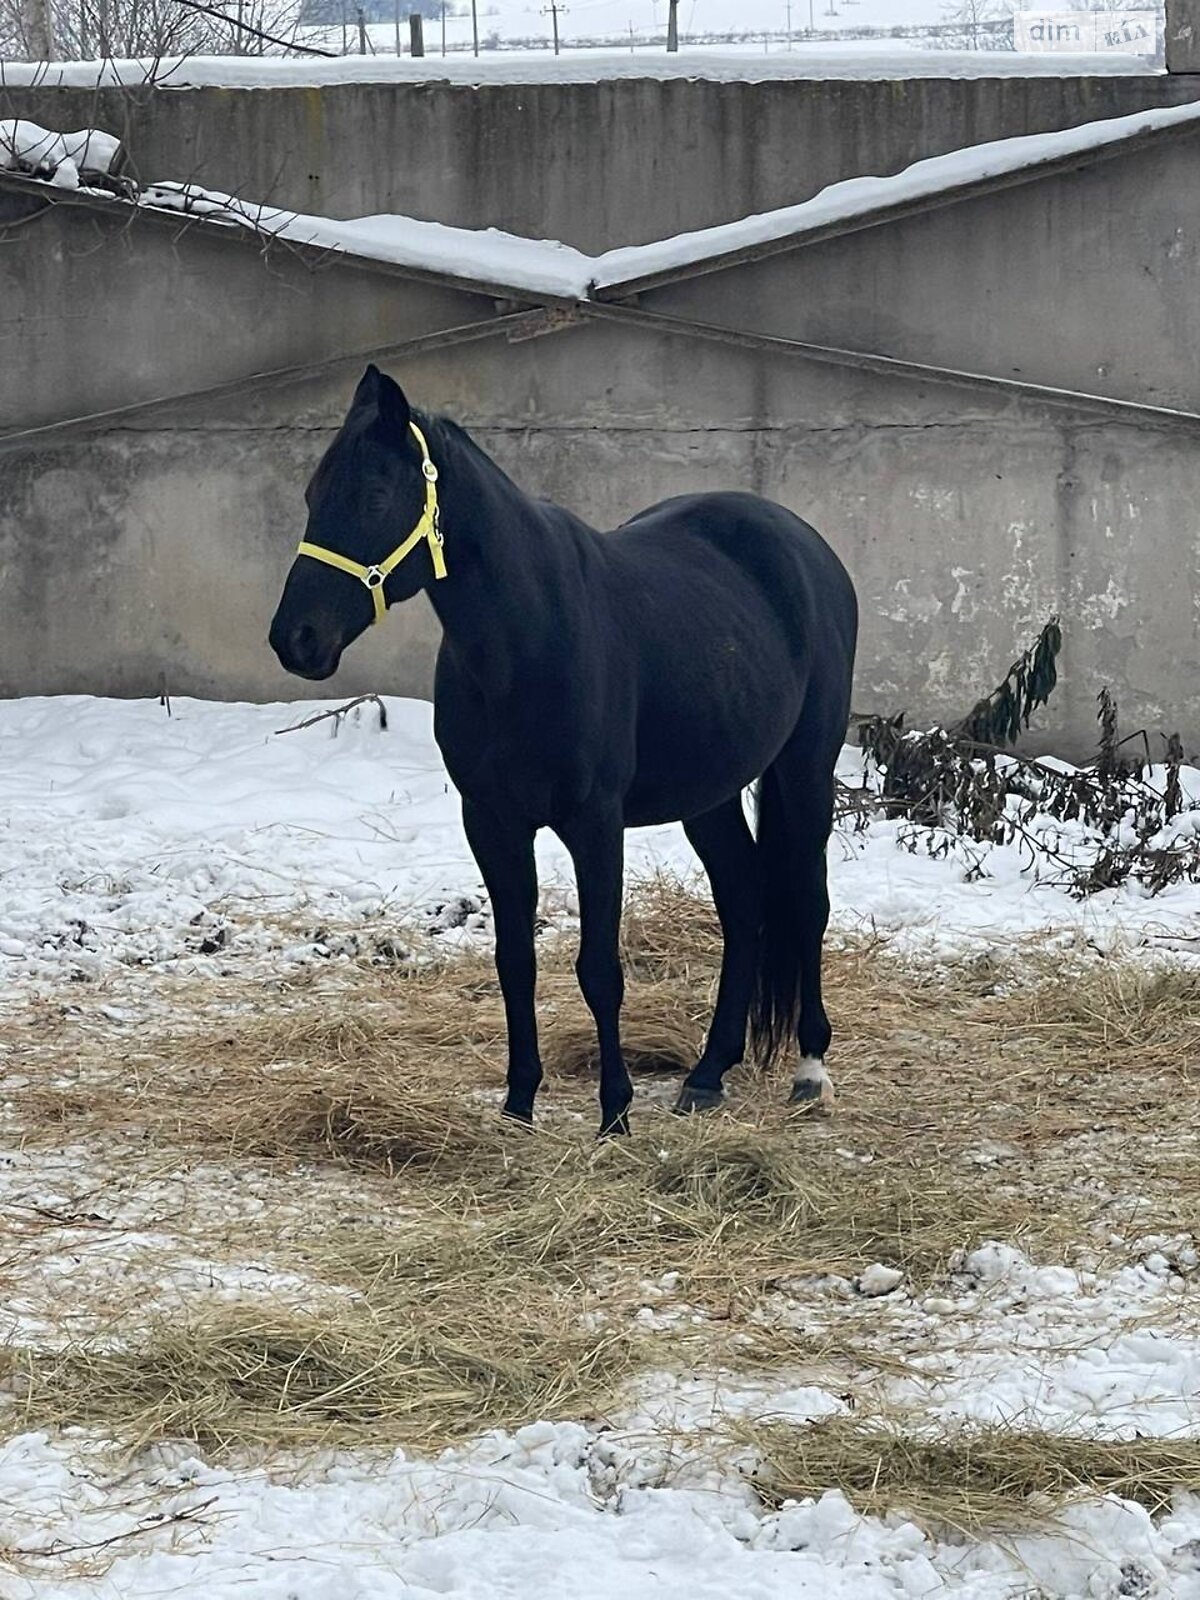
[364,565,386,589]
[422,459,439,482]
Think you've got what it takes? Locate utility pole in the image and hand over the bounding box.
[541,0,565,53]
[785,0,791,46]
[666,0,677,49]
[471,0,479,52]
[357,5,367,51]
[441,0,446,52]
[394,0,401,52]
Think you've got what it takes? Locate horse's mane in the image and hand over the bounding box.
[424,409,576,523]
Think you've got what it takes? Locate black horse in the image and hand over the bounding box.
[270,367,858,1136]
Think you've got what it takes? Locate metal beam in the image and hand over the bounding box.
[593,114,1200,302]
[582,301,1200,433]
[0,309,559,452]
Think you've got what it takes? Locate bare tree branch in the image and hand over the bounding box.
[172,0,336,54]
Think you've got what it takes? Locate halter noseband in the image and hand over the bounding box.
[295,421,447,624]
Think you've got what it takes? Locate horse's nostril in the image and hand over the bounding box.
[292,622,318,662]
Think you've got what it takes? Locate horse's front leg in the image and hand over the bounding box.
[558,805,631,1137]
[462,799,543,1125]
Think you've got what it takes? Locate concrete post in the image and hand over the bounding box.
[410,12,425,53]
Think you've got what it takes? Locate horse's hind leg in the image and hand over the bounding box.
[764,728,840,1111]
[674,795,762,1114]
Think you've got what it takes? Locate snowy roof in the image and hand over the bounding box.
[0,46,1157,90]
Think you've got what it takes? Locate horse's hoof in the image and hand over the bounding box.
[673,1085,724,1115]
[501,1105,534,1129]
[788,1062,834,1116]
[598,1111,631,1138]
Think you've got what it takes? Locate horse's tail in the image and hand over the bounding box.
[749,765,802,1070]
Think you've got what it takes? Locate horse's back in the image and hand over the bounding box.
[610,490,856,668]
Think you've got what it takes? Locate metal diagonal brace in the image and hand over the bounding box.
[0,309,555,454]
[580,300,1200,435]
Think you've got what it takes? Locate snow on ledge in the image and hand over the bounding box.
[0,47,1158,90]
[143,97,1200,301]
[590,96,1200,289]
[138,182,594,299]
[8,97,1200,304]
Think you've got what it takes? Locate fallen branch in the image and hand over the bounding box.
[275,694,389,737]
[9,1497,217,1564]
[853,619,1199,897]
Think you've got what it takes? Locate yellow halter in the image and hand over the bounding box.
[295,421,447,623]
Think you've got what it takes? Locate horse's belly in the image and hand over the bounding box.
[623,685,800,825]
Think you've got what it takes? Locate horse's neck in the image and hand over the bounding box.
[424,419,575,681]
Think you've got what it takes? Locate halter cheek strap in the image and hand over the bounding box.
[295,421,447,624]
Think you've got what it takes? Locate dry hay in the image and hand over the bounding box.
[6,1295,627,1457]
[20,876,1200,1168]
[745,1414,1200,1533]
[5,880,1200,1468]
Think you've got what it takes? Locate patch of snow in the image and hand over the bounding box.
[856,1262,904,1296]
[0,118,65,173]
[4,690,1200,1592]
[0,119,121,182]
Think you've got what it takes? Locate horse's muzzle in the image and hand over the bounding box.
[269,616,341,681]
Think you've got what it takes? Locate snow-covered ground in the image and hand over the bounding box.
[4,693,1200,1597]
[5,1393,1200,1599]
[1,694,1198,985]
[4,1236,1200,1596]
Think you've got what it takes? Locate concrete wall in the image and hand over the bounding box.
[4,75,1200,755]
[4,73,1200,246]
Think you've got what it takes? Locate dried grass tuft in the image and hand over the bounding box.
[745,1414,1200,1533]
[8,1295,627,1455]
[548,985,704,1078]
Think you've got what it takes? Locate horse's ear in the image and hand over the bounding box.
[354,364,411,440]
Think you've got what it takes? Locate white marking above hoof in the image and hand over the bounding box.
[789,1057,834,1114]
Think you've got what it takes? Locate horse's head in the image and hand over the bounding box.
[269,365,445,681]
